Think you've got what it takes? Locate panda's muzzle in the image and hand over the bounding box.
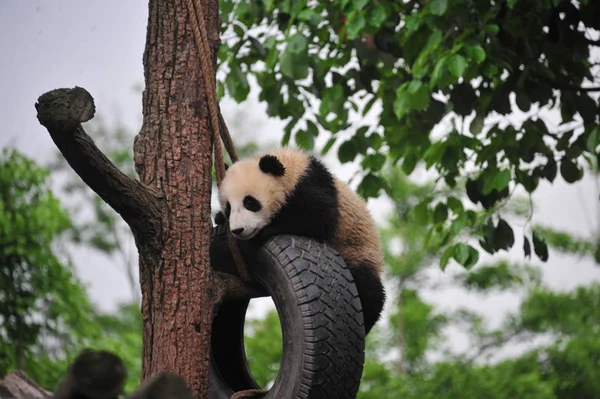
[231,227,244,235]
[231,227,259,240]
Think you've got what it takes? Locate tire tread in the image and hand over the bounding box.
[262,235,365,398]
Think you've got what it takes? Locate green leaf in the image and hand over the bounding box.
[493,169,511,191]
[433,203,448,223]
[248,36,267,57]
[430,0,448,16]
[464,246,479,269]
[516,92,531,112]
[287,34,308,54]
[280,50,309,79]
[338,140,358,163]
[216,81,225,100]
[393,91,409,120]
[408,81,430,111]
[440,246,453,271]
[523,236,531,258]
[430,56,447,86]
[358,173,384,198]
[587,125,600,152]
[495,219,515,250]
[413,201,430,225]
[407,79,422,95]
[402,152,418,174]
[532,231,549,262]
[226,63,250,102]
[295,130,314,150]
[448,54,467,78]
[560,158,582,184]
[368,3,388,27]
[346,12,366,40]
[465,45,486,64]
[306,119,319,137]
[446,196,463,213]
[484,24,499,35]
[453,243,470,266]
[482,172,496,195]
[347,0,369,11]
[423,141,447,169]
[321,137,336,155]
[470,114,484,135]
[265,47,280,70]
[542,160,558,182]
[363,96,377,116]
[362,153,387,172]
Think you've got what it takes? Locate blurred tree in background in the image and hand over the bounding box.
[0,148,144,392]
[0,148,94,386]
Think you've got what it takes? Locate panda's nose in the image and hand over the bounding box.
[231,228,244,235]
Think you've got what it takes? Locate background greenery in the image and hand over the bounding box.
[1,0,599,397]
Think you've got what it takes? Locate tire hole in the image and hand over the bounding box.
[243,297,283,390]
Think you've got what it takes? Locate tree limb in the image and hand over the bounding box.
[214,272,268,302]
[0,371,51,399]
[35,87,163,241]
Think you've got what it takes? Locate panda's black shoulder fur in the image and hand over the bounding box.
[250,155,340,246]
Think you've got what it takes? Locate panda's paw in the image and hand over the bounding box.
[214,211,226,225]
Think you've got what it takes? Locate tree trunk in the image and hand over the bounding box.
[34,0,232,396]
[133,0,221,396]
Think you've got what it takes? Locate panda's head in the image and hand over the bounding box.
[218,150,306,240]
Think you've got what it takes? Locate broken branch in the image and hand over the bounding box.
[35,87,163,240]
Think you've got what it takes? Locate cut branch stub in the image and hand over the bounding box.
[35,87,163,242]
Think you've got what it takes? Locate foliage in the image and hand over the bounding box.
[0,148,144,393]
[244,309,283,387]
[0,148,96,386]
[533,224,599,263]
[87,301,143,394]
[218,0,600,268]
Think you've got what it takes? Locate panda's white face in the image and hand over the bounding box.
[218,157,287,240]
[222,192,270,240]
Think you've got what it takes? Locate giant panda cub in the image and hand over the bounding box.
[215,147,385,335]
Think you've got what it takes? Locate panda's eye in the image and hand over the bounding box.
[225,202,231,217]
[243,196,262,212]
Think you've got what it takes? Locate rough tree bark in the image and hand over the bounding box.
[31,0,248,397]
[132,0,222,394]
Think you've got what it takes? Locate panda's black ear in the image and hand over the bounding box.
[259,155,285,177]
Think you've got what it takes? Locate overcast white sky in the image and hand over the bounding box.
[1,1,599,357]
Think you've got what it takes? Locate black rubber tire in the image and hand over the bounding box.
[209,227,366,399]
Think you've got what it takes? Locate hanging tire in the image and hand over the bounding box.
[209,225,366,399]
